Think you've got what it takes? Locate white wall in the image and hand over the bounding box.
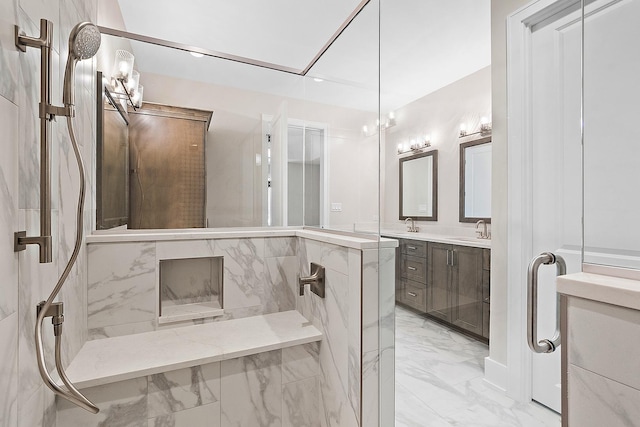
[489,0,531,376]
[382,66,492,234]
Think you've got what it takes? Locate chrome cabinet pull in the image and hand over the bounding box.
[407,292,417,297]
[407,246,417,250]
[527,252,566,354]
[408,266,417,271]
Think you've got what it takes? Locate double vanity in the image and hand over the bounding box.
[384,231,491,342]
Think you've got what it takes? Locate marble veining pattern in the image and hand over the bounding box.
[395,305,561,426]
[57,377,148,427]
[220,350,282,427]
[569,364,640,427]
[0,96,18,322]
[0,314,18,427]
[214,238,265,310]
[0,0,18,103]
[87,242,156,328]
[148,363,220,419]
[297,237,360,427]
[148,403,220,427]
[282,342,320,384]
[282,377,320,427]
[263,256,297,314]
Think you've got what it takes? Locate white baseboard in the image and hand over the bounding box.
[484,356,508,391]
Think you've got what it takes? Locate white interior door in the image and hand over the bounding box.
[529,7,583,412]
[508,0,583,413]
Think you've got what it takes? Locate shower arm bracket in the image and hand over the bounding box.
[37,300,64,336]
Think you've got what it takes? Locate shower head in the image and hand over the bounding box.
[63,22,101,108]
[69,22,101,60]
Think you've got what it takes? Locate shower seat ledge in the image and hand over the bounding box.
[65,310,322,389]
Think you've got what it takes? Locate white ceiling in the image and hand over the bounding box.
[109,0,490,112]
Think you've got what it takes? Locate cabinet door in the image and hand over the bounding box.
[395,245,403,303]
[426,243,450,322]
[450,245,484,336]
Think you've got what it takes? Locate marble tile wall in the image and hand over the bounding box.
[297,238,362,427]
[361,247,396,427]
[87,237,299,339]
[0,0,97,426]
[56,343,320,427]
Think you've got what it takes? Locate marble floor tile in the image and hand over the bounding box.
[395,305,561,427]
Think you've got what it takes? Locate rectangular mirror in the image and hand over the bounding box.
[459,137,491,223]
[96,71,130,230]
[399,150,438,221]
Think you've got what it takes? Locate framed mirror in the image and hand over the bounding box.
[459,137,491,223]
[399,150,438,221]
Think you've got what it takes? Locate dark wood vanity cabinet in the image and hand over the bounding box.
[395,238,490,341]
[396,240,428,312]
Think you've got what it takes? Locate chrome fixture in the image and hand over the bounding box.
[298,263,325,298]
[106,49,144,109]
[527,252,566,354]
[13,19,54,263]
[459,116,492,138]
[475,219,490,239]
[405,217,419,232]
[397,134,431,155]
[25,21,101,414]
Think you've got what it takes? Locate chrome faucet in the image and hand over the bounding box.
[475,220,490,239]
[405,217,419,232]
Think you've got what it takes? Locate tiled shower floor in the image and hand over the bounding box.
[394,305,561,426]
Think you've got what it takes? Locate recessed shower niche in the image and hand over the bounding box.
[159,256,224,324]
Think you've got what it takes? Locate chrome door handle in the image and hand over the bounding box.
[527,252,566,354]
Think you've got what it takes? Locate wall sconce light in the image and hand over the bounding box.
[397,134,431,155]
[108,49,144,110]
[362,112,397,136]
[459,116,491,138]
[480,116,491,133]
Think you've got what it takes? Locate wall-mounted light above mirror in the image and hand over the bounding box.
[459,137,491,223]
[399,150,438,221]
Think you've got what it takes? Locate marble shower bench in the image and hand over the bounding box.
[59,310,323,426]
[67,310,322,389]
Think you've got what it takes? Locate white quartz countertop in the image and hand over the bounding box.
[66,310,322,389]
[87,227,397,250]
[557,272,640,311]
[381,230,491,249]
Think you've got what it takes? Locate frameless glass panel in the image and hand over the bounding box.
[583,0,640,270]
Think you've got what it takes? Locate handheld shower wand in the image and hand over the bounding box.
[34,21,101,414]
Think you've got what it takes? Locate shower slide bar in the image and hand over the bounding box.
[13,19,101,413]
[13,19,57,263]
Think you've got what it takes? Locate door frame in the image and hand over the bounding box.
[505,0,578,405]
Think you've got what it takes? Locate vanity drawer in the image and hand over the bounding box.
[400,279,427,312]
[401,255,427,283]
[401,240,427,258]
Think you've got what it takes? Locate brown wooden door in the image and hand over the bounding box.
[129,112,206,229]
[426,242,450,322]
[450,245,484,336]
